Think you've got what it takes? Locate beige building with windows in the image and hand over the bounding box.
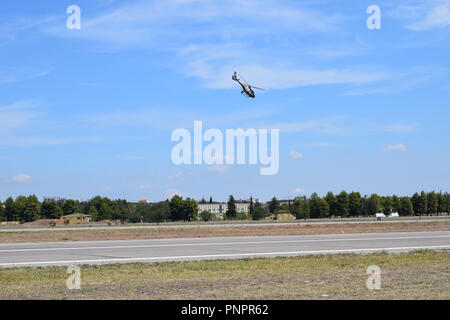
[198,201,252,220]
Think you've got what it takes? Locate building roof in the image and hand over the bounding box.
[63,213,92,218]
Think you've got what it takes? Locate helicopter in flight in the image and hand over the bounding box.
[232,72,264,98]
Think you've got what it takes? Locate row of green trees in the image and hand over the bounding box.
[0,190,448,223]
[0,196,132,223]
[270,191,450,219]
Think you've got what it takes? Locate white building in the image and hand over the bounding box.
[198,201,251,220]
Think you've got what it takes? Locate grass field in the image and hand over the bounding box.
[0,221,448,243]
[0,250,448,299]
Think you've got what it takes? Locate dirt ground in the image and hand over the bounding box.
[1,250,448,299]
[0,221,448,243]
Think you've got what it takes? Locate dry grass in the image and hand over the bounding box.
[0,250,448,300]
[0,221,448,243]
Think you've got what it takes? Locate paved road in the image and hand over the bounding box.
[1,218,449,232]
[0,231,449,268]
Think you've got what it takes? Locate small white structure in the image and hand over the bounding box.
[375,213,386,218]
[390,212,399,217]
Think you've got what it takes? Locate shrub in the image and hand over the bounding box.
[199,210,213,222]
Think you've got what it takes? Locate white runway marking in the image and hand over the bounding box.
[1,245,448,267]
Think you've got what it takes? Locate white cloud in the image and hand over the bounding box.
[139,184,152,190]
[270,116,346,134]
[10,174,32,183]
[306,142,336,148]
[383,144,408,152]
[0,101,104,147]
[44,0,342,46]
[345,66,446,95]
[38,0,385,91]
[0,67,52,85]
[407,3,450,30]
[184,57,386,89]
[378,124,418,133]
[0,101,40,133]
[293,188,304,194]
[208,164,229,173]
[168,172,184,180]
[290,150,304,160]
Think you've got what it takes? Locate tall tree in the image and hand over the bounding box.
[4,197,17,221]
[309,193,321,218]
[399,197,414,216]
[325,192,338,217]
[291,197,309,220]
[411,192,420,215]
[427,191,438,215]
[41,201,62,219]
[88,205,99,221]
[24,195,40,222]
[439,192,449,214]
[15,196,28,222]
[183,198,198,221]
[268,197,280,214]
[226,195,237,219]
[446,193,450,213]
[381,196,392,214]
[169,195,184,221]
[418,191,428,215]
[349,192,362,217]
[367,194,381,215]
[318,198,330,218]
[0,200,4,222]
[62,199,79,216]
[361,195,369,216]
[249,196,254,217]
[336,191,350,217]
[391,195,401,213]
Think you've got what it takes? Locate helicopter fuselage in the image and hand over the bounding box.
[233,77,255,98]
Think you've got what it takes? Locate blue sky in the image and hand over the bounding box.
[1,0,449,202]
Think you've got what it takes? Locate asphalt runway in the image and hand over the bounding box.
[0,231,449,268]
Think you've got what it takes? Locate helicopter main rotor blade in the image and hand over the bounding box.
[238,74,249,85]
[251,86,265,91]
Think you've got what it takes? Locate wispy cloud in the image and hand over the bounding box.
[383,144,408,152]
[290,151,304,160]
[0,100,103,147]
[378,124,418,133]
[0,15,58,42]
[0,101,40,133]
[407,2,450,30]
[44,0,343,45]
[269,116,346,134]
[139,184,152,190]
[0,66,52,85]
[9,174,32,183]
[305,142,336,148]
[208,164,229,173]
[37,0,384,91]
[184,61,387,89]
[345,66,446,95]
